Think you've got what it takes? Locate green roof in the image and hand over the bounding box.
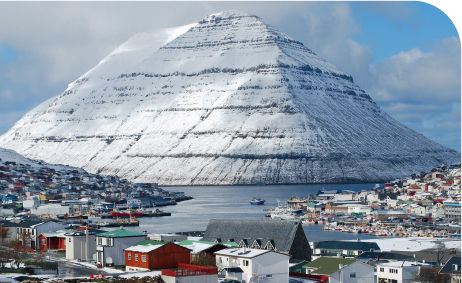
[290,260,310,273]
[134,239,166,246]
[96,229,146,238]
[303,257,356,275]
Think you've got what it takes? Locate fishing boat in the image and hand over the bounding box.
[250,198,265,205]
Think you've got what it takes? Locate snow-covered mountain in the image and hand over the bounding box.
[0,147,80,171]
[0,11,458,185]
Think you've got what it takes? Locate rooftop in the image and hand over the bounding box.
[215,247,271,258]
[304,257,356,275]
[97,229,146,238]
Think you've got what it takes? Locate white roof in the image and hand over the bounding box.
[125,244,164,253]
[379,261,423,267]
[215,248,270,258]
[181,242,215,254]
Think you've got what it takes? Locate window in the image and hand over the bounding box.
[142,255,146,262]
[128,253,131,260]
[106,238,112,246]
[243,260,249,266]
[40,238,46,245]
[68,238,72,243]
[266,274,272,278]
[218,257,223,263]
[135,254,138,261]
[97,237,102,245]
[389,268,398,274]
[379,267,384,272]
[350,272,356,278]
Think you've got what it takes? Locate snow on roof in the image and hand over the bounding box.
[215,248,270,258]
[180,242,215,254]
[125,243,165,253]
[379,261,424,267]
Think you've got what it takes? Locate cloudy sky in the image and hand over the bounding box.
[0,1,460,151]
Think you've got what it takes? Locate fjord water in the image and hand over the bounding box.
[134,183,381,242]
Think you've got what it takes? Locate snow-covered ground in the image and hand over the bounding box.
[353,237,461,252]
[119,271,162,278]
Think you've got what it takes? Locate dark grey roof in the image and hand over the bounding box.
[202,219,303,254]
[357,251,414,261]
[0,220,18,227]
[440,256,461,274]
[393,250,460,265]
[315,241,380,251]
[16,219,43,228]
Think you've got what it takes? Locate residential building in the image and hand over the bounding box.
[202,219,311,261]
[215,247,289,283]
[177,240,229,263]
[65,228,103,261]
[96,229,146,266]
[38,229,73,251]
[376,261,421,283]
[125,240,190,271]
[443,202,461,221]
[439,256,461,283]
[15,220,66,249]
[329,260,374,283]
[302,257,374,282]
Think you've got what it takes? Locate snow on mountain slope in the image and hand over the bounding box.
[0,10,458,185]
[0,147,80,171]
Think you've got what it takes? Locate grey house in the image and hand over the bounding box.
[96,229,146,266]
[202,219,311,261]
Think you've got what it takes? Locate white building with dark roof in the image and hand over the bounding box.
[215,247,289,283]
[202,219,311,261]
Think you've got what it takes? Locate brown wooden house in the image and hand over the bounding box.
[125,240,190,271]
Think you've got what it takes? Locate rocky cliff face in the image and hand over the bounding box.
[0,11,458,185]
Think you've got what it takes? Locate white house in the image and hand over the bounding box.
[376,261,421,283]
[329,261,374,283]
[215,248,289,283]
[65,228,101,261]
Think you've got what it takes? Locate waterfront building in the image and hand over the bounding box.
[96,229,146,267]
[215,247,289,283]
[125,240,190,271]
[202,219,311,261]
[313,241,380,257]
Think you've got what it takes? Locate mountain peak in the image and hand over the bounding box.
[201,10,258,22]
[0,11,458,185]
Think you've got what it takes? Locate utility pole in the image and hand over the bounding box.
[85,225,89,262]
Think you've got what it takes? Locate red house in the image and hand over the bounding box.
[38,230,70,251]
[125,240,191,271]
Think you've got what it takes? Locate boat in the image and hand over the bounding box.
[250,198,265,205]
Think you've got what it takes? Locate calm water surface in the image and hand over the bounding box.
[130,183,381,242]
